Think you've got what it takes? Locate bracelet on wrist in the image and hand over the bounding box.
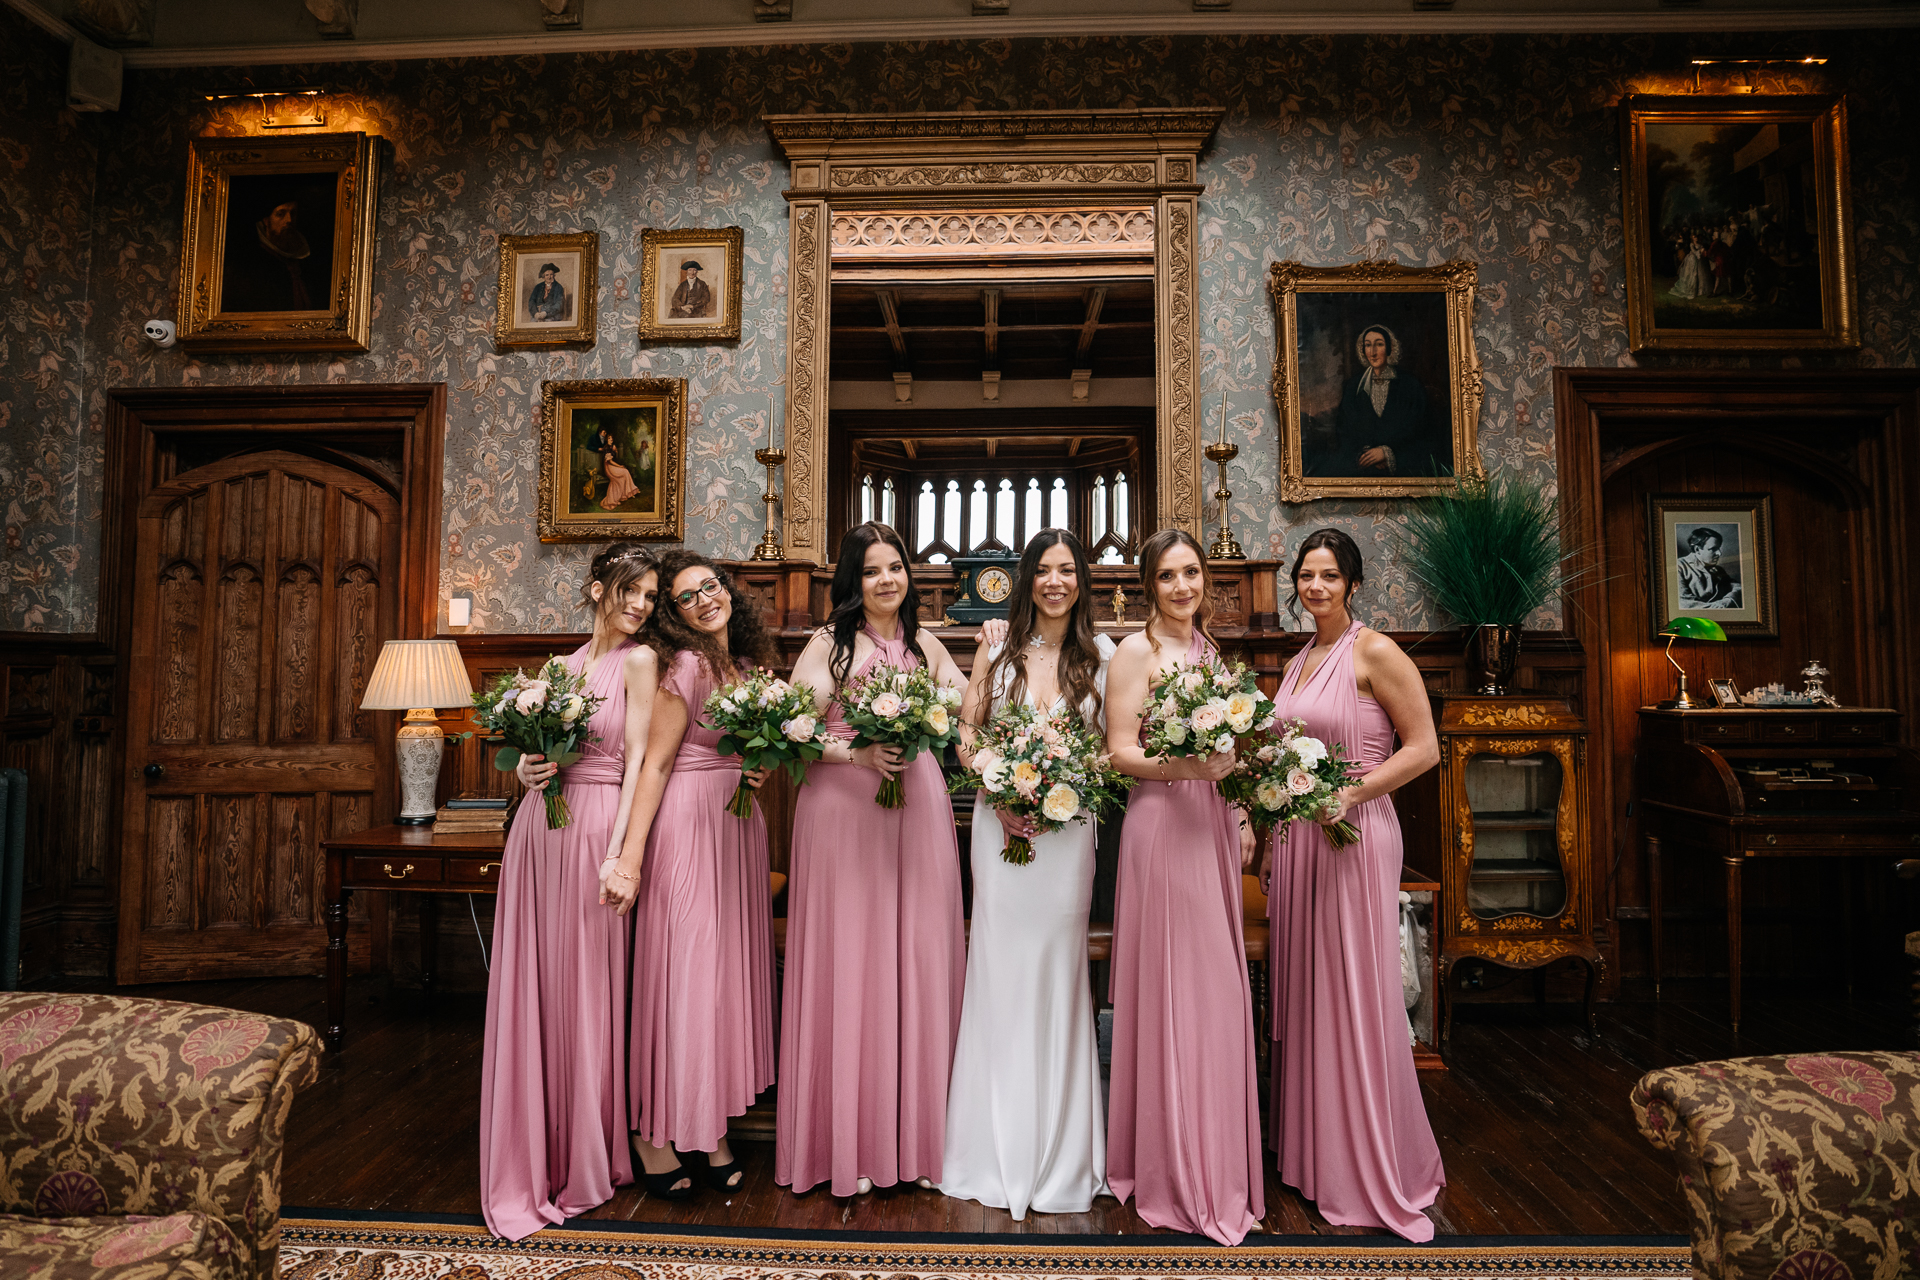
[606,866,638,883]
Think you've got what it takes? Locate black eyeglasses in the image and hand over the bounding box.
[672,577,724,610]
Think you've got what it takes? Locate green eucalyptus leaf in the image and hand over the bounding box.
[493,745,522,772]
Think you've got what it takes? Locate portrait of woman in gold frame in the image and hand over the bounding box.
[1620,94,1857,352]
[176,132,378,352]
[637,226,744,343]
[538,378,687,543]
[496,231,599,348]
[1269,259,1482,503]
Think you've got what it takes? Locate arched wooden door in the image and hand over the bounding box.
[117,450,399,982]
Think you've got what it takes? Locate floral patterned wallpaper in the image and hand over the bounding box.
[3,10,1914,634]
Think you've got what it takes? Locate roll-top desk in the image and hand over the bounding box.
[1638,707,1920,1031]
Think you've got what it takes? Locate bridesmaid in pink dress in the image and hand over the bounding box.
[607,550,779,1196]
[480,543,660,1239]
[1263,528,1444,1240]
[1104,529,1265,1246]
[776,522,973,1198]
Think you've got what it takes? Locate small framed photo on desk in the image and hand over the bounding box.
[1709,677,1742,708]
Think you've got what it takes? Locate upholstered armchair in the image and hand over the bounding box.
[0,992,322,1280]
[1632,1051,1920,1280]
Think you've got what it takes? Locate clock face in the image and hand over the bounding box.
[975,566,1013,604]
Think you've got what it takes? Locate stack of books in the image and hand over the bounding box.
[432,794,512,834]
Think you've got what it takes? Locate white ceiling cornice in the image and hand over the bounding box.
[7,0,1915,70]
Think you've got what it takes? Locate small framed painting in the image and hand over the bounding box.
[496,232,598,347]
[1647,493,1777,640]
[1620,95,1857,352]
[176,132,378,352]
[637,226,743,343]
[538,379,686,542]
[1268,259,1482,503]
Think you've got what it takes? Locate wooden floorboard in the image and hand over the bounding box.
[36,973,1910,1238]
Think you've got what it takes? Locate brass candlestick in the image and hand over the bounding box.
[1205,399,1244,560]
[752,393,786,561]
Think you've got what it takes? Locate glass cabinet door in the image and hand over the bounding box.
[1463,751,1565,920]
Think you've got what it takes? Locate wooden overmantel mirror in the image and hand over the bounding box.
[766,108,1222,566]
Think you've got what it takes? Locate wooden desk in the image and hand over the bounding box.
[320,824,507,1051]
[1638,707,1920,1031]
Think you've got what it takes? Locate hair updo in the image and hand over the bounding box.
[1286,527,1366,621]
[579,541,659,616]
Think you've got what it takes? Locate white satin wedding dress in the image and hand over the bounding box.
[940,635,1114,1219]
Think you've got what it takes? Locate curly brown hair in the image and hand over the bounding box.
[644,550,778,683]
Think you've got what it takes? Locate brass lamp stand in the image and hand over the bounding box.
[752,392,786,562]
[1205,399,1244,560]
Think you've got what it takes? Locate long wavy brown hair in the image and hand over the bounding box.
[825,522,925,689]
[979,529,1103,727]
[644,550,777,682]
[1138,528,1215,654]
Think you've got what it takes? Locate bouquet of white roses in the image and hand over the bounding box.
[1234,717,1362,848]
[703,671,831,819]
[1139,659,1275,761]
[841,663,964,808]
[472,657,605,830]
[952,703,1132,865]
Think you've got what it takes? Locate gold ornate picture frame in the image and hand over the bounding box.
[496,232,599,347]
[1621,95,1856,352]
[538,378,687,542]
[1269,259,1482,503]
[637,226,744,343]
[177,132,378,352]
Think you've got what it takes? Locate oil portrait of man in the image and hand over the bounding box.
[219,173,338,314]
[669,260,714,319]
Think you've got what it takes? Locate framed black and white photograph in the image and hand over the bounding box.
[1269,259,1482,502]
[1647,493,1777,639]
[1709,677,1743,708]
[496,232,599,347]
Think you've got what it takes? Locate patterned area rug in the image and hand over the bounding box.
[279,1217,1694,1278]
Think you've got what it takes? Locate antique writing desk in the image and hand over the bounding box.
[1639,707,1920,1031]
[320,824,505,1051]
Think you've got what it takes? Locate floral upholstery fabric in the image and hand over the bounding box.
[0,992,322,1280]
[1632,1051,1920,1280]
[0,1210,243,1280]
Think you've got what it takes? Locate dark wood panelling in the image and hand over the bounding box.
[1556,369,1920,988]
[0,636,118,980]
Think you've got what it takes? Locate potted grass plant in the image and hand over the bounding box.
[1396,470,1575,696]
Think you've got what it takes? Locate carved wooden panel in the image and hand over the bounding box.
[117,450,400,982]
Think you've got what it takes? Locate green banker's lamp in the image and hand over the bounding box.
[1657,615,1728,709]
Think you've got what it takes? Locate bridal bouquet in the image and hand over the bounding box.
[953,703,1132,866]
[1234,718,1363,848]
[841,663,964,808]
[1139,659,1275,760]
[703,672,831,819]
[472,658,605,830]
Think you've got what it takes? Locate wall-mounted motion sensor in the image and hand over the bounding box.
[143,320,176,348]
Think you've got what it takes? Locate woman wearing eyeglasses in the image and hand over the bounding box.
[609,550,780,1199]
[775,522,986,1199]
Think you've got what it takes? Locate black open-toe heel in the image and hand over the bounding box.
[634,1137,695,1200]
[701,1151,744,1192]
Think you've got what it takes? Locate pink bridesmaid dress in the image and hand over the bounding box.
[1108,629,1266,1246]
[480,639,636,1240]
[776,625,965,1195]
[1268,619,1444,1240]
[628,649,776,1153]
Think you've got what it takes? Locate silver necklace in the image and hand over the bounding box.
[1027,633,1059,649]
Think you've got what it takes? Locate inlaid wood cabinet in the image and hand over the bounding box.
[1398,692,1603,1039]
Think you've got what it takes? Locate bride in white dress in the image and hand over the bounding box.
[943,529,1113,1219]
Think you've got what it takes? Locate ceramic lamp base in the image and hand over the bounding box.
[394,710,444,824]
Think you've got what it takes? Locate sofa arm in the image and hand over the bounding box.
[0,993,322,1280]
[1631,1051,1920,1280]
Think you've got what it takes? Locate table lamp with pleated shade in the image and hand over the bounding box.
[359,640,474,824]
